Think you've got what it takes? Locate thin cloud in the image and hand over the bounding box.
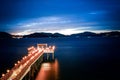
[11,16,116,35]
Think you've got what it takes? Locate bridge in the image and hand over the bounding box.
[0,44,55,80]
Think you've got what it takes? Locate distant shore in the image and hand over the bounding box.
[0,31,120,39]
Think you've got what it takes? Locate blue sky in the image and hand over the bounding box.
[0,0,120,35]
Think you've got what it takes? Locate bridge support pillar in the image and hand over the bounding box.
[45,53,55,61]
[52,53,54,60]
[47,53,49,60]
[22,54,44,80]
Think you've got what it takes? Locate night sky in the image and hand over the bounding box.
[0,0,120,35]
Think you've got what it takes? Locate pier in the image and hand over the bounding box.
[0,44,55,80]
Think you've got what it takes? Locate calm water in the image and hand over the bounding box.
[0,37,120,80]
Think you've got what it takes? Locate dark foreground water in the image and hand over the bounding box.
[0,37,120,80]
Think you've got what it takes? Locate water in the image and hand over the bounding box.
[0,37,120,80]
[36,59,59,80]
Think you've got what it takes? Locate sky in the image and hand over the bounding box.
[0,0,120,35]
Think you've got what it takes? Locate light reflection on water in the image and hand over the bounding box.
[35,59,59,80]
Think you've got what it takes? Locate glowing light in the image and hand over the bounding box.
[35,53,37,56]
[28,54,31,56]
[7,69,10,73]
[35,59,59,80]
[25,56,27,58]
[42,63,51,70]
[49,46,51,48]
[30,56,34,60]
[17,61,20,64]
[14,73,17,76]
[52,46,55,50]
[14,63,17,66]
[25,63,27,66]
[27,46,34,51]
[22,57,24,60]
[26,61,29,64]
[2,74,5,77]
[18,69,21,72]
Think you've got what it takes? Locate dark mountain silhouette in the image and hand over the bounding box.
[0,32,12,39]
[23,32,65,38]
[71,31,120,37]
[71,32,97,37]
[0,31,120,38]
[23,33,52,38]
[99,31,120,37]
[51,33,66,37]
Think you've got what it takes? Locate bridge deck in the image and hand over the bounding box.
[0,44,55,80]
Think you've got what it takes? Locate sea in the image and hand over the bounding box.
[0,37,120,80]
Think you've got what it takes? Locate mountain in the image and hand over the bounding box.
[0,32,12,39]
[71,31,120,37]
[99,31,120,37]
[70,32,97,37]
[23,31,120,38]
[23,32,65,38]
[23,33,52,38]
[0,31,120,39]
[51,33,66,37]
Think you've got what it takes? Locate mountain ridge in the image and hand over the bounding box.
[0,32,12,39]
[0,31,120,39]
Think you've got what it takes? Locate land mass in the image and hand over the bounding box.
[23,32,66,38]
[0,31,120,39]
[0,32,12,39]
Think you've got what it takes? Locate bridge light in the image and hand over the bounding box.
[17,61,20,64]
[14,63,17,66]
[28,54,31,56]
[25,56,27,58]
[30,56,34,60]
[53,46,55,49]
[27,61,28,63]
[14,73,17,76]
[19,69,21,72]
[49,46,51,48]
[7,69,10,73]
[2,74,5,77]
[22,57,25,60]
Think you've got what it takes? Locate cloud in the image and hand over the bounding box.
[19,16,71,28]
[88,11,106,15]
[11,16,117,35]
[11,27,92,35]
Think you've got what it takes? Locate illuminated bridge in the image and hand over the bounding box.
[0,44,55,80]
